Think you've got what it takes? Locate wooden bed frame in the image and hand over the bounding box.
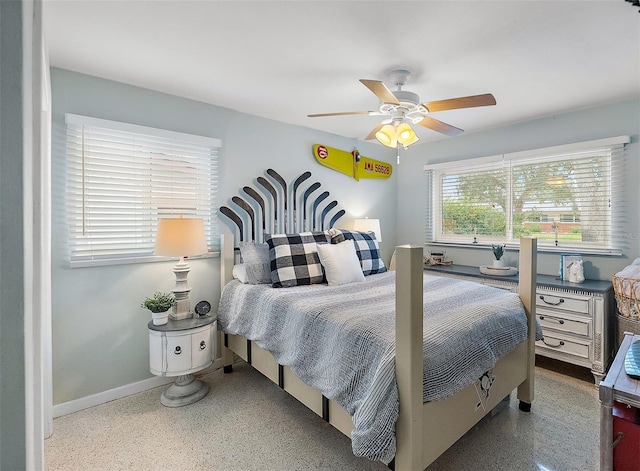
[218,232,537,470]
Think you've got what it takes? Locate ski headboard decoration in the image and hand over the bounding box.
[219,169,346,245]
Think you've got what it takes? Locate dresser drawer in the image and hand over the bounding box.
[166,334,193,373]
[536,290,590,314]
[191,327,213,370]
[537,308,592,338]
[536,331,590,361]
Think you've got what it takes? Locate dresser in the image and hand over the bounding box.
[424,264,615,383]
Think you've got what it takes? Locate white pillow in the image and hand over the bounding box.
[232,263,248,284]
[316,240,365,286]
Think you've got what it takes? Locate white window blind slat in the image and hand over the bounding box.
[66,114,220,266]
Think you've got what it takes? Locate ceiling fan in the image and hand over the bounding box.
[308,69,496,151]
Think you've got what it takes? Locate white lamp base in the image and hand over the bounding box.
[170,257,193,320]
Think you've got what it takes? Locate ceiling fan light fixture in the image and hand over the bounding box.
[375,124,397,148]
[396,123,419,146]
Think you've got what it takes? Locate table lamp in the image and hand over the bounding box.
[353,218,382,242]
[154,216,208,320]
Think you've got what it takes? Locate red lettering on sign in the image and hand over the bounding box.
[317,145,328,159]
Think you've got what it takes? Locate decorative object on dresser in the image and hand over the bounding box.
[141,291,175,326]
[154,216,208,320]
[424,263,615,384]
[612,258,640,344]
[148,315,216,407]
[491,243,505,268]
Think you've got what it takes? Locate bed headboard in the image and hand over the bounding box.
[219,168,346,246]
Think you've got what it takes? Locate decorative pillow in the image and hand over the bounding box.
[316,239,365,286]
[232,263,248,284]
[266,231,330,288]
[330,229,387,275]
[238,242,271,284]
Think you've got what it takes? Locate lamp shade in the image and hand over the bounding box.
[396,123,419,147]
[353,218,382,242]
[154,217,208,257]
[375,124,397,148]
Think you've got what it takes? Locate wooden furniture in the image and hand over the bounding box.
[600,332,640,471]
[148,315,216,407]
[220,233,538,470]
[424,264,615,383]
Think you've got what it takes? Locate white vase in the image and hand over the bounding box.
[492,259,505,268]
[151,309,170,326]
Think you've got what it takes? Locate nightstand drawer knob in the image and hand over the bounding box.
[174,346,182,355]
[539,295,564,306]
[539,315,565,325]
[542,339,565,348]
[200,341,206,350]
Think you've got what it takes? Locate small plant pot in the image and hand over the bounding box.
[492,259,506,268]
[151,309,170,326]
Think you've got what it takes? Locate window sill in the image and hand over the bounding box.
[425,241,623,257]
[69,251,220,269]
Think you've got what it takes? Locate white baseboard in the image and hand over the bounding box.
[52,358,223,418]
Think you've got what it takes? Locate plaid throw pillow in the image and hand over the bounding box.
[266,231,330,288]
[330,229,387,275]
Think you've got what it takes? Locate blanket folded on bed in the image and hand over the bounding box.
[218,272,532,464]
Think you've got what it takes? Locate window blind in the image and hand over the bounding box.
[65,114,220,266]
[425,136,629,254]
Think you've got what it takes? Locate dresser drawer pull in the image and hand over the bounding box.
[174,346,182,355]
[200,340,206,350]
[539,295,564,306]
[542,339,565,348]
[539,315,565,325]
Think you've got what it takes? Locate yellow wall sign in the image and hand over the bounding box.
[313,144,392,181]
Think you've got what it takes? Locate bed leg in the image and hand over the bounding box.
[222,335,234,374]
[518,400,531,412]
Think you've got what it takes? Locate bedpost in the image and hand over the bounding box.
[517,237,537,410]
[220,230,235,372]
[394,245,424,471]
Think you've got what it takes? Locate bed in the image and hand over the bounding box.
[217,170,537,470]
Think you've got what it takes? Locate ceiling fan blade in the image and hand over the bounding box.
[365,123,384,140]
[416,116,464,136]
[308,111,376,118]
[423,93,496,113]
[359,79,400,105]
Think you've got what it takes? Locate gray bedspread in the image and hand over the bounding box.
[217,272,530,464]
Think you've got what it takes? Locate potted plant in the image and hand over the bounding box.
[491,244,505,268]
[141,291,175,326]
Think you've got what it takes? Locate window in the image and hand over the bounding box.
[425,136,629,253]
[66,114,220,266]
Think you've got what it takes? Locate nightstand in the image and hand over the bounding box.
[148,315,216,407]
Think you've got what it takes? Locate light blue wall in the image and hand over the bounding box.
[50,68,396,404]
[397,98,640,281]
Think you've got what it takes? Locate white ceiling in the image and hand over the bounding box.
[44,0,640,145]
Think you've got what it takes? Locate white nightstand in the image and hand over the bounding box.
[148,315,216,407]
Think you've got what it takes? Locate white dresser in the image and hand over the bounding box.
[424,264,615,383]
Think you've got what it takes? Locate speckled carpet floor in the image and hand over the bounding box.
[45,360,599,470]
